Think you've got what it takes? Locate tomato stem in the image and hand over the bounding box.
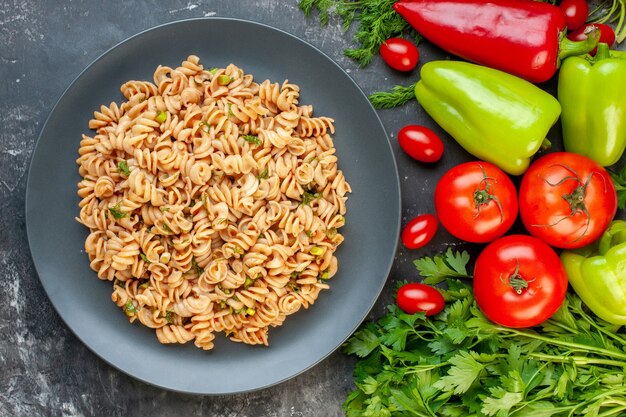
[505,261,530,295]
[534,163,598,242]
[473,165,504,222]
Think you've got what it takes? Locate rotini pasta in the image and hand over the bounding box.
[76,56,351,350]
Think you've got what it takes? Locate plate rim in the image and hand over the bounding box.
[24,16,401,394]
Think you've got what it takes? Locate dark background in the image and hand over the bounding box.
[1,0,622,416]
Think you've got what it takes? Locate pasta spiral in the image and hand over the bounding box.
[76,56,350,350]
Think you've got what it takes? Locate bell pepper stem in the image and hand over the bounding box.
[558,26,600,66]
[595,42,612,61]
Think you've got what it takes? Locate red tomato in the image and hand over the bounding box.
[519,152,617,249]
[434,161,518,243]
[398,125,444,163]
[397,283,445,316]
[401,214,438,249]
[559,0,589,31]
[473,235,568,328]
[567,23,615,56]
[379,38,419,71]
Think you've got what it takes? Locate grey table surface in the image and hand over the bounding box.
[2,0,623,416]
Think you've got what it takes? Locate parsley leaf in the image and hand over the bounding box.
[200,121,212,133]
[155,111,167,124]
[301,190,321,205]
[217,75,233,85]
[191,257,204,276]
[161,311,175,324]
[123,300,138,317]
[108,203,127,219]
[413,248,471,285]
[482,388,523,416]
[257,168,269,180]
[343,325,380,357]
[117,160,130,177]
[433,351,487,395]
[243,134,262,146]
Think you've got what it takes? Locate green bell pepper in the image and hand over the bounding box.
[561,220,626,325]
[558,43,626,167]
[414,61,561,176]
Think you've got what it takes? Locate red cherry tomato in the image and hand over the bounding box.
[434,161,518,243]
[568,23,616,56]
[398,125,444,163]
[519,152,617,249]
[559,0,589,31]
[473,235,568,328]
[401,214,438,249]
[397,283,445,316]
[379,38,419,72]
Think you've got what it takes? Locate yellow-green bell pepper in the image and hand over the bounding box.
[561,220,626,324]
[558,43,626,167]
[414,61,561,176]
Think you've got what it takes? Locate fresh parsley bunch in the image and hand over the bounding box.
[343,250,626,417]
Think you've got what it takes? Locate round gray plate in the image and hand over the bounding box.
[25,18,400,394]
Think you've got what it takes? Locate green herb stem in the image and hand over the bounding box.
[528,353,626,368]
[572,390,626,416]
[403,363,447,374]
[492,326,626,362]
[599,405,626,417]
[542,319,579,335]
[575,305,626,347]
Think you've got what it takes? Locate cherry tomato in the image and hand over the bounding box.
[401,214,438,249]
[397,283,445,316]
[473,235,568,328]
[398,125,444,163]
[379,38,419,72]
[519,152,617,249]
[567,23,615,56]
[559,0,589,31]
[434,161,518,243]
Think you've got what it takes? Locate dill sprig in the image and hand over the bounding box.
[368,82,417,109]
[299,0,419,67]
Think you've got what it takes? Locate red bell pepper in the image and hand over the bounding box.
[393,0,599,83]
